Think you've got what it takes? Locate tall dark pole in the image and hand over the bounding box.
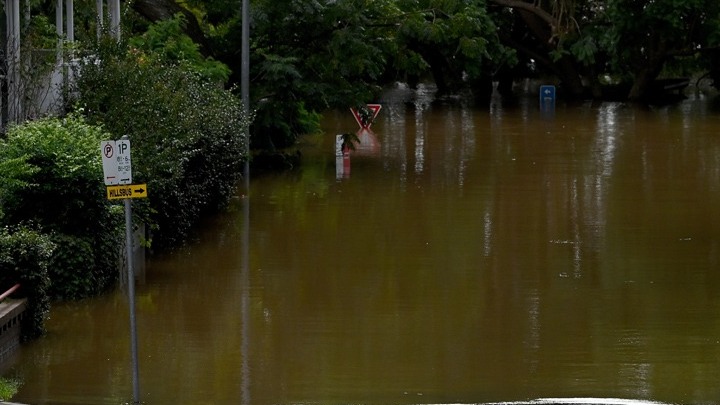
[240,1,251,405]
[241,0,250,181]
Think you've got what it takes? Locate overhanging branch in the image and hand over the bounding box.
[489,0,556,28]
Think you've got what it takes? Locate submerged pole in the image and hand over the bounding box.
[125,198,140,404]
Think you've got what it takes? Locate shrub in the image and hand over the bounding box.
[0,115,111,234]
[0,225,54,340]
[47,234,96,300]
[0,152,37,225]
[0,115,123,301]
[72,37,250,250]
[0,376,20,401]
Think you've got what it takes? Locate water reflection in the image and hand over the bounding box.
[240,168,251,405]
[414,120,425,176]
[356,129,381,156]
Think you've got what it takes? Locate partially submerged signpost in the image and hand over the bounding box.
[100,135,146,405]
[337,104,384,179]
[539,84,556,112]
[350,104,382,130]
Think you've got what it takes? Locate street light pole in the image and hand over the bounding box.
[240,2,251,405]
[241,0,250,184]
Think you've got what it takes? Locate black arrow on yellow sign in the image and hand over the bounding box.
[107,184,148,200]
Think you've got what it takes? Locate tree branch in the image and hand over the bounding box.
[489,0,556,28]
[667,45,720,57]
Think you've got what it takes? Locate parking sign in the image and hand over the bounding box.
[101,139,132,185]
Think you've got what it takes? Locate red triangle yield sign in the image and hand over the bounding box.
[350,104,383,129]
[367,104,382,122]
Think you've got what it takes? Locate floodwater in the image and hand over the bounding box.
[8,84,720,405]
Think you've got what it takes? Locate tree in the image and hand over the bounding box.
[132,0,213,55]
[128,13,231,83]
[81,0,720,148]
[488,0,600,99]
[130,0,517,148]
[395,0,515,99]
[602,0,720,100]
[488,0,720,100]
[244,0,399,150]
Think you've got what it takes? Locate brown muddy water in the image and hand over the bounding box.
[7,84,720,405]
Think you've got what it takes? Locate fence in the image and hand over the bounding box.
[0,284,26,369]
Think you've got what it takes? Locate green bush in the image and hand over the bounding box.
[72,37,250,250]
[0,115,123,301]
[47,234,97,300]
[0,115,110,234]
[0,225,54,340]
[0,154,37,225]
[0,376,20,401]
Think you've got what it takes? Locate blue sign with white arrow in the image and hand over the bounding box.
[539,85,556,109]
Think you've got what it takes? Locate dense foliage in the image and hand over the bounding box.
[0,116,122,301]
[15,0,720,150]
[168,0,718,146]
[0,116,111,235]
[240,0,514,147]
[0,225,54,340]
[600,0,720,99]
[11,0,720,151]
[128,14,232,84]
[71,36,250,250]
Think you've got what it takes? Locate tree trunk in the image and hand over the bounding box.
[406,40,461,95]
[627,39,667,101]
[628,70,654,101]
[554,55,586,99]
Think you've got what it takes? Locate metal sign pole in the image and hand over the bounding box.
[240,4,251,404]
[101,136,143,403]
[125,198,140,404]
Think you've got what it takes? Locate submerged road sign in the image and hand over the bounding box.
[539,85,556,110]
[350,104,382,129]
[107,184,148,200]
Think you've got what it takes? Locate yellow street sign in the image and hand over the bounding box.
[107,184,148,200]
